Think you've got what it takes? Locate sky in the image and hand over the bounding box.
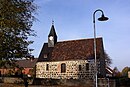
[31,0,130,71]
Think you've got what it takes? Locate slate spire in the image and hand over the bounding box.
[48,21,57,36]
[48,21,57,47]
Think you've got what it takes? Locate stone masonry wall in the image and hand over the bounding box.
[36,60,95,79]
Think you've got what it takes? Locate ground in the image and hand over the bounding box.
[0,83,42,87]
[0,83,90,87]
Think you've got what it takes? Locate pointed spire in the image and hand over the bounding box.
[48,20,57,37]
[48,20,57,47]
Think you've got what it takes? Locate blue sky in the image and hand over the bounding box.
[31,0,130,71]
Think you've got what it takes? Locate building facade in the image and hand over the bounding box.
[0,58,37,77]
[36,60,95,79]
[36,23,106,79]
[128,71,130,78]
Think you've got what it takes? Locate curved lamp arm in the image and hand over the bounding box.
[93,9,109,23]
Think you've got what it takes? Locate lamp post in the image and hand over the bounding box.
[93,9,109,87]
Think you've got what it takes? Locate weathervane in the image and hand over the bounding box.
[52,20,54,25]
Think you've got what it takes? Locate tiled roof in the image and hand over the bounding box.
[38,37,104,62]
[16,58,38,68]
[37,43,53,62]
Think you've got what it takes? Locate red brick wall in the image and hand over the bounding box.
[0,68,33,76]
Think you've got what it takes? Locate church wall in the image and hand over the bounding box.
[36,60,95,79]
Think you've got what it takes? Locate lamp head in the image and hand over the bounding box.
[98,14,109,21]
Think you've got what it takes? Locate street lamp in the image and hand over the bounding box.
[93,9,109,87]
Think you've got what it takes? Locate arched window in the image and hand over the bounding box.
[61,63,66,73]
[86,63,89,70]
[79,65,82,71]
[46,64,49,71]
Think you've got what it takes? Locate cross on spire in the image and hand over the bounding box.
[52,20,54,25]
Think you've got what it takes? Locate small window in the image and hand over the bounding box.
[79,65,82,71]
[86,63,89,70]
[46,64,49,71]
[44,54,48,58]
[61,63,66,73]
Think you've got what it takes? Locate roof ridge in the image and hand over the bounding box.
[58,37,102,43]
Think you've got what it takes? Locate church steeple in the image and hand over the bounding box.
[48,21,57,47]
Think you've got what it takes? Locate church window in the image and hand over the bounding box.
[86,63,89,70]
[44,54,48,58]
[79,65,82,71]
[46,64,49,71]
[61,63,66,73]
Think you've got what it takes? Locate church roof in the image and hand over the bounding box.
[37,37,104,62]
[16,58,38,68]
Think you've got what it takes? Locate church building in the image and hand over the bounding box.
[36,23,106,80]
